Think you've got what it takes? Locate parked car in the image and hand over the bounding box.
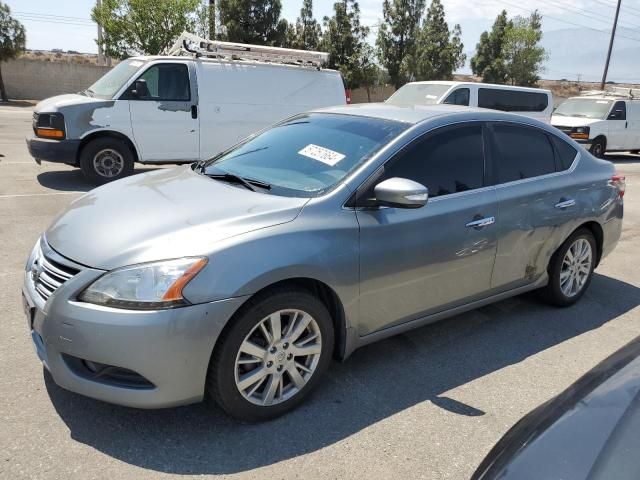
[23,104,624,421]
[386,81,553,122]
[26,34,347,184]
[552,87,640,158]
[472,336,640,480]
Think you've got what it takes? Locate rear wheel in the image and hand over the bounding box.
[207,288,334,422]
[79,137,134,185]
[590,137,606,158]
[541,228,596,307]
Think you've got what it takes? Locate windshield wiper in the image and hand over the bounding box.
[206,172,271,191]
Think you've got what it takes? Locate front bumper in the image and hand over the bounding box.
[23,242,247,409]
[26,136,81,165]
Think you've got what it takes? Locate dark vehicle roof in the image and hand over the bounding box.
[472,336,640,480]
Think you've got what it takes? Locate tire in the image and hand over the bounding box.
[79,137,134,185]
[540,228,596,307]
[207,287,334,422]
[589,137,606,159]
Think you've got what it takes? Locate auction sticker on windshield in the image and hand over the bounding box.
[298,144,345,166]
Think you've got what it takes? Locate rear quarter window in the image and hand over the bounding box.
[479,89,549,112]
[550,135,578,170]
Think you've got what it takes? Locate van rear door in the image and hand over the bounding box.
[126,61,199,162]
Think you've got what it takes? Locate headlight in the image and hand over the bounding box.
[34,112,65,139]
[79,257,208,310]
[570,126,590,140]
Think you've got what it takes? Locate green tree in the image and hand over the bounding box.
[502,11,546,86]
[470,10,510,84]
[411,0,465,81]
[92,0,200,59]
[321,0,370,88]
[0,1,26,101]
[293,0,322,50]
[217,0,284,45]
[376,0,425,89]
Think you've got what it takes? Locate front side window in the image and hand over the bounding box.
[607,101,627,120]
[386,83,453,105]
[479,88,548,112]
[134,64,190,101]
[493,124,556,183]
[87,59,145,98]
[382,125,485,198]
[202,113,407,197]
[443,88,470,106]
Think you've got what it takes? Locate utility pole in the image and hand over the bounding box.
[96,0,104,66]
[601,0,621,89]
[209,0,215,39]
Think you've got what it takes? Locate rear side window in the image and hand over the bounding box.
[550,135,578,170]
[383,125,484,197]
[493,124,556,183]
[136,63,190,101]
[443,88,470,106]
[479,89,548,112]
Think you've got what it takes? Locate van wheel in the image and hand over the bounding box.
[79,138,134,185]
[540,228,596,307]
[590,138,606,158]
[207,288,334,422]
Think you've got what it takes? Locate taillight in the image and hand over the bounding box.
[611,175,626,198]
[345,89,351,104]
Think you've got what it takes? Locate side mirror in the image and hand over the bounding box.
[374,177,428,209]
[131,79,149,99]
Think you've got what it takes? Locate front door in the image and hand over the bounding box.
[127,62,199,162]
[355,123,498,335]
[606,100,628,151]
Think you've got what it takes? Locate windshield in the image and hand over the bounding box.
[87,59,145,98]
[386,83,452,105]
[201,113,408,197]
[554,98,613,119]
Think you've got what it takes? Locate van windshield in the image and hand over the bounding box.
[386,83,452,105]
[200,113,408,197]
[86,59,145,98]
[554,98,614,119]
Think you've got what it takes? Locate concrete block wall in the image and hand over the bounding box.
[2,59,112,100]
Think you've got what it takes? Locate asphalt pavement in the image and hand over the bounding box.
[1,103,639,480]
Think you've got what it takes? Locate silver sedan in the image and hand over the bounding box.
[23,104,625,421]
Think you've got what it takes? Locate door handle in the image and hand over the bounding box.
[466,216,495,228]
[191,105,198,119]
[555,199,576,209]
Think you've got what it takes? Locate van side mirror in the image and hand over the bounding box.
[131,79,150,99]
[374,177,428,209]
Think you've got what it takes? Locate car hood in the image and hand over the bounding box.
[45,166,309,270]
[551,116,604,128]
[35,93,107,113]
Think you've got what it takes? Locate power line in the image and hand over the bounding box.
[14,11,94,24]
[14,16,95,27]
[536,0,640,31]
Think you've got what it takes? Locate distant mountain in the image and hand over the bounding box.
[460,27,640,83]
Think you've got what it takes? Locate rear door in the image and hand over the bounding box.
[356,123,498,335]
[489,122,576,291]
[127,62,199,162]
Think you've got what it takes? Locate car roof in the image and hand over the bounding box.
[312,103,545,126]
[401,80,552,94]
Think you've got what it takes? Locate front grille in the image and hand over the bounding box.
[32,249,80,301]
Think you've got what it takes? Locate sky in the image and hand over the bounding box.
[7,0,640,76]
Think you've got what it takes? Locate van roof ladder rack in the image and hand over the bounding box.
[165,32,329,69]
[580,86,640,100]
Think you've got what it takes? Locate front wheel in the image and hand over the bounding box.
[79,137,134,185]
[541,228,596,307]
[590,138,606,158]
[207,288,334,421]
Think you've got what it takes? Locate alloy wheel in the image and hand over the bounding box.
[560,238,593,298]
[234,309,322,406]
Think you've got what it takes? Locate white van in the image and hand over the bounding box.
[551,88,640,158]
[386,81,553,122]
[26,34,347,183]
